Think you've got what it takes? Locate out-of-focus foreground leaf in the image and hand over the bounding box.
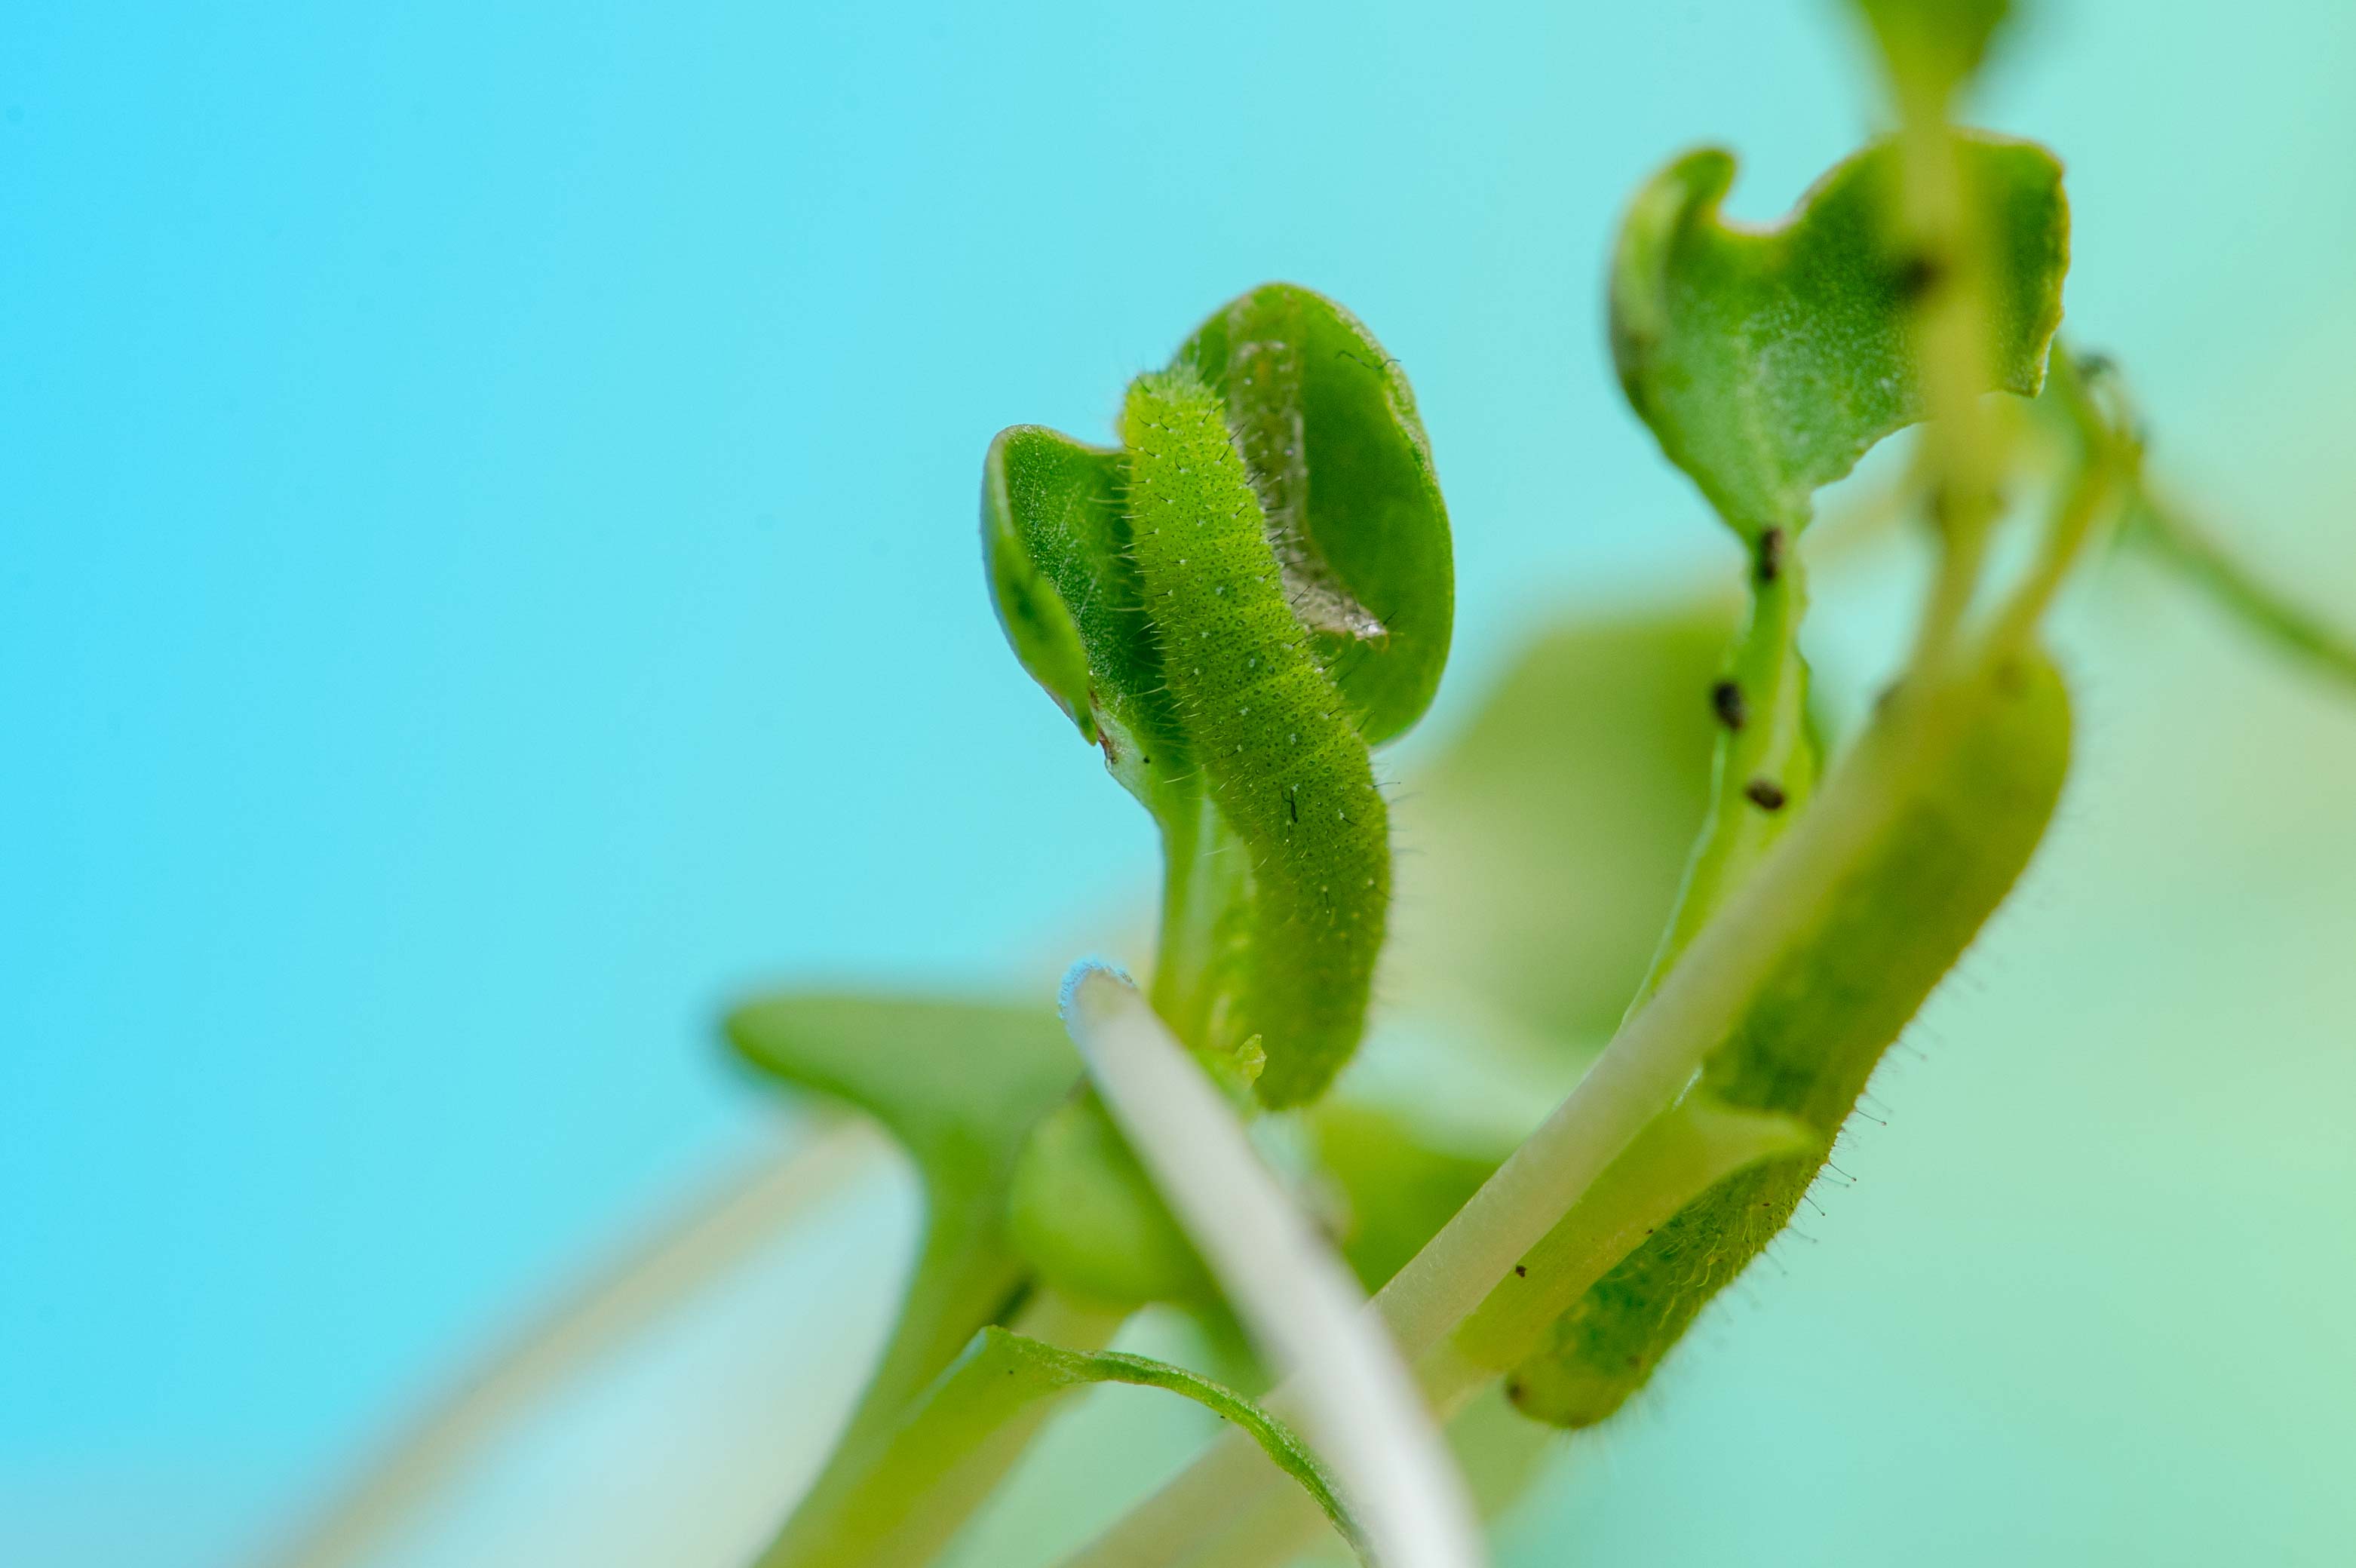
[1386,606,1732,1052]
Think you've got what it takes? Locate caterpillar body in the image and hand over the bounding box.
[1511,649,2073,1425]
[1120,367,1389,1108]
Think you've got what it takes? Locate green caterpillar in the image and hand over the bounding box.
[1509,649,2072,1425]
[1118,367,1390,1108]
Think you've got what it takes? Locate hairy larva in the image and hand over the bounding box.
[1510,650,2073,1427]
[1120,367,1389,1108]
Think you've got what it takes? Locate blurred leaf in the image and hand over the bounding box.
[986,286,1454,1106]
[1177,282,1456,746]
[1390,605,1732,1048]
[1009,1093,1211,1309]
[725,996,1077,1494]
[1307,1100,1505,1294]
[1610,133,2067,539]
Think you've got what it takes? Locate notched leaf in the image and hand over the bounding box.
[1612,133,2068,539]
[1179,283,1456,745]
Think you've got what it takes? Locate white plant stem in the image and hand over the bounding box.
[1060,965,1485,1568]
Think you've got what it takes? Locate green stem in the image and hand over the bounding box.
[753,1290,1122,1568]
[1063,970,1481,1568]
[1059,1102,1808,1568]
[1147,781,1250,1052]
[2132,493,2356,693]
[1633,545,1815,1008]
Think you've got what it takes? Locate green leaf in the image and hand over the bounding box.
[1308,1100,1508,1294]
[1507,649,2073,1427]
[1008,1092,1211,1309]
[1176,282,1456,746]
[984,285,1455,1103]
[1610,133,2068,540]
[1393,605,1732,1048]
[781,1327,1368,1568]
[982,426,1186,793]
[724,996,1079,1519]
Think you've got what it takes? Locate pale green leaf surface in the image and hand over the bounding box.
[1390,606,1730,1047]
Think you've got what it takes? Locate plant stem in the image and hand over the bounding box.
[756,1290,1125,1568]
[1060,1099,1805,1568]
[254,1119,883,1568]
[2132,492,2356,692]
[1888,64,2010,676]
[1148,783,1249,1051]
[1061,634,2021,1568]
[1064,968,1483,1568]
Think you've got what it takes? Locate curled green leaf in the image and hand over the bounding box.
[982,425,1180,783]
[1177,283,1455,744]
[983,285,1453,1105]
[1611,132,2068,541]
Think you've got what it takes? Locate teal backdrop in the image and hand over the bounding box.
[5,2,2352,1563]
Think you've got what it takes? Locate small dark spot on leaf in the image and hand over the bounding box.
[1744,778,1787,812]
[1514,1264,1528,1278]
[1893,250,1946,302]
[1711,680,1747,731]
[1756,526,1784,584]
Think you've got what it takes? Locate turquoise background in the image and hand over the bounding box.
[5,2,2352,1563]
